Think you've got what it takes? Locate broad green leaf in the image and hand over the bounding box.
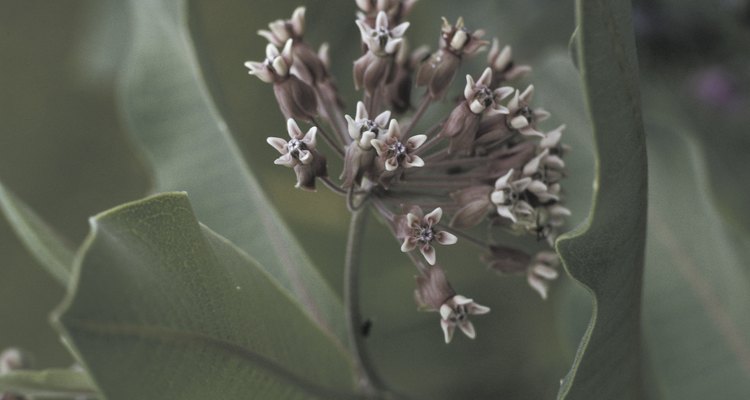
[0,181,74,285]
[118,0,348,351]
[643,126,750,399]
[54,192,356,400]
[556,0,647,399]
[0,369,98,398]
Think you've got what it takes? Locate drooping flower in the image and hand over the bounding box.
[267,119,327,190]
[487,39,531,86]
[257,7,330,86]
[491,168,547,223]
[505,85,551,137]
[526,251,561,299]
[245,40,318,121]
[414,266,490,343]
[397,206,457,265]
[341,102,392,187]
[439,295,491,343]
[353,11,409,94]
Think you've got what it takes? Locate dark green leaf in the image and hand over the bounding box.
[118,0,348,350]
[643,124,750,399]
[556,0,648,399]
[0,181,74,285]
[54,192,356,400]
[0,368,97,398]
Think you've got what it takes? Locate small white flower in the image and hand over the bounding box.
[345,101,391,150]
[371,119,426,171]
[257,7,306,47]
[399,207,457,265]
[439,295,490,343]
[464,68,514,115]
[505,85,551,137]
[491,169,547,223]
[356,11,409,56]
[244,39,295,83]
[527,251,561,300]
[267,119,317,167]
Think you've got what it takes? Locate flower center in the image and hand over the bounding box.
[287,139,307,159]
[376,28,390,48]
[520,106,534,122]
[417,226,435,243]
[475,87,494,108]
[390,141,407,156]
[450,304,468,322]
[363,119,378,133]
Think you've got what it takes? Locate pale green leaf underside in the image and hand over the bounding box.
[53,192,356,400]
[118,0,348,350]
[556,0,647,399]
[643,127,750,399]
[0,368,97,398]
[0,180,75,285]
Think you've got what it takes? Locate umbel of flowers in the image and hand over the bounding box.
[247,1,570,344]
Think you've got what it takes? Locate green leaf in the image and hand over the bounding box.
[643,125,750,399]
[556,0,648,399]
[53,192,356,400]
[118,0,348,351]
[0,368,98,398]
[0,181,75,285]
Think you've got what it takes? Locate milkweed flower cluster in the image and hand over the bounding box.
[246,1,571,343]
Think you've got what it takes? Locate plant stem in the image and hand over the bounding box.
[344,207,387,398]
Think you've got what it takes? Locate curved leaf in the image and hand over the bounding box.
[556,0,648,399]
[118,0,348,351]
[0,369,97,398]
[53,192,356,400]
[643,125,750,399]
[0,181,74,285]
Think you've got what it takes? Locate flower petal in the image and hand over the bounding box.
[390,22,410,38]
[497,205,517,223]
[494,169,514,189]
[374,110,391,128]
[436,231,457,245]
[404,155,425,168]
[425,207,443,225]
[533,264,559,280]
[370,139,387,156]
[420,244,437,265]
[266,137,288,153]
[527,274,549,300]
[468,303,491,315]
[406,212,422,229]
[406,134,427,149]
[401,237,419,253]
[286,118,304,139]
[274,153,295,167]
[441,319,456,344]
[458,320,476,339]
[385,157,399,171]
[302,127,317,147]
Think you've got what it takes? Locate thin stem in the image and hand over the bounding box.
[319,176,348,196]
[403,95,432,137]
[344,207,388,397]
[316,85,351,145]
[313,119,346,158]
[347,187,370,212]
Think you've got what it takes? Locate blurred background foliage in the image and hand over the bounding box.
[1,0,749,399]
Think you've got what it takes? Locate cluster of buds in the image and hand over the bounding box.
[246,1,571,343]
